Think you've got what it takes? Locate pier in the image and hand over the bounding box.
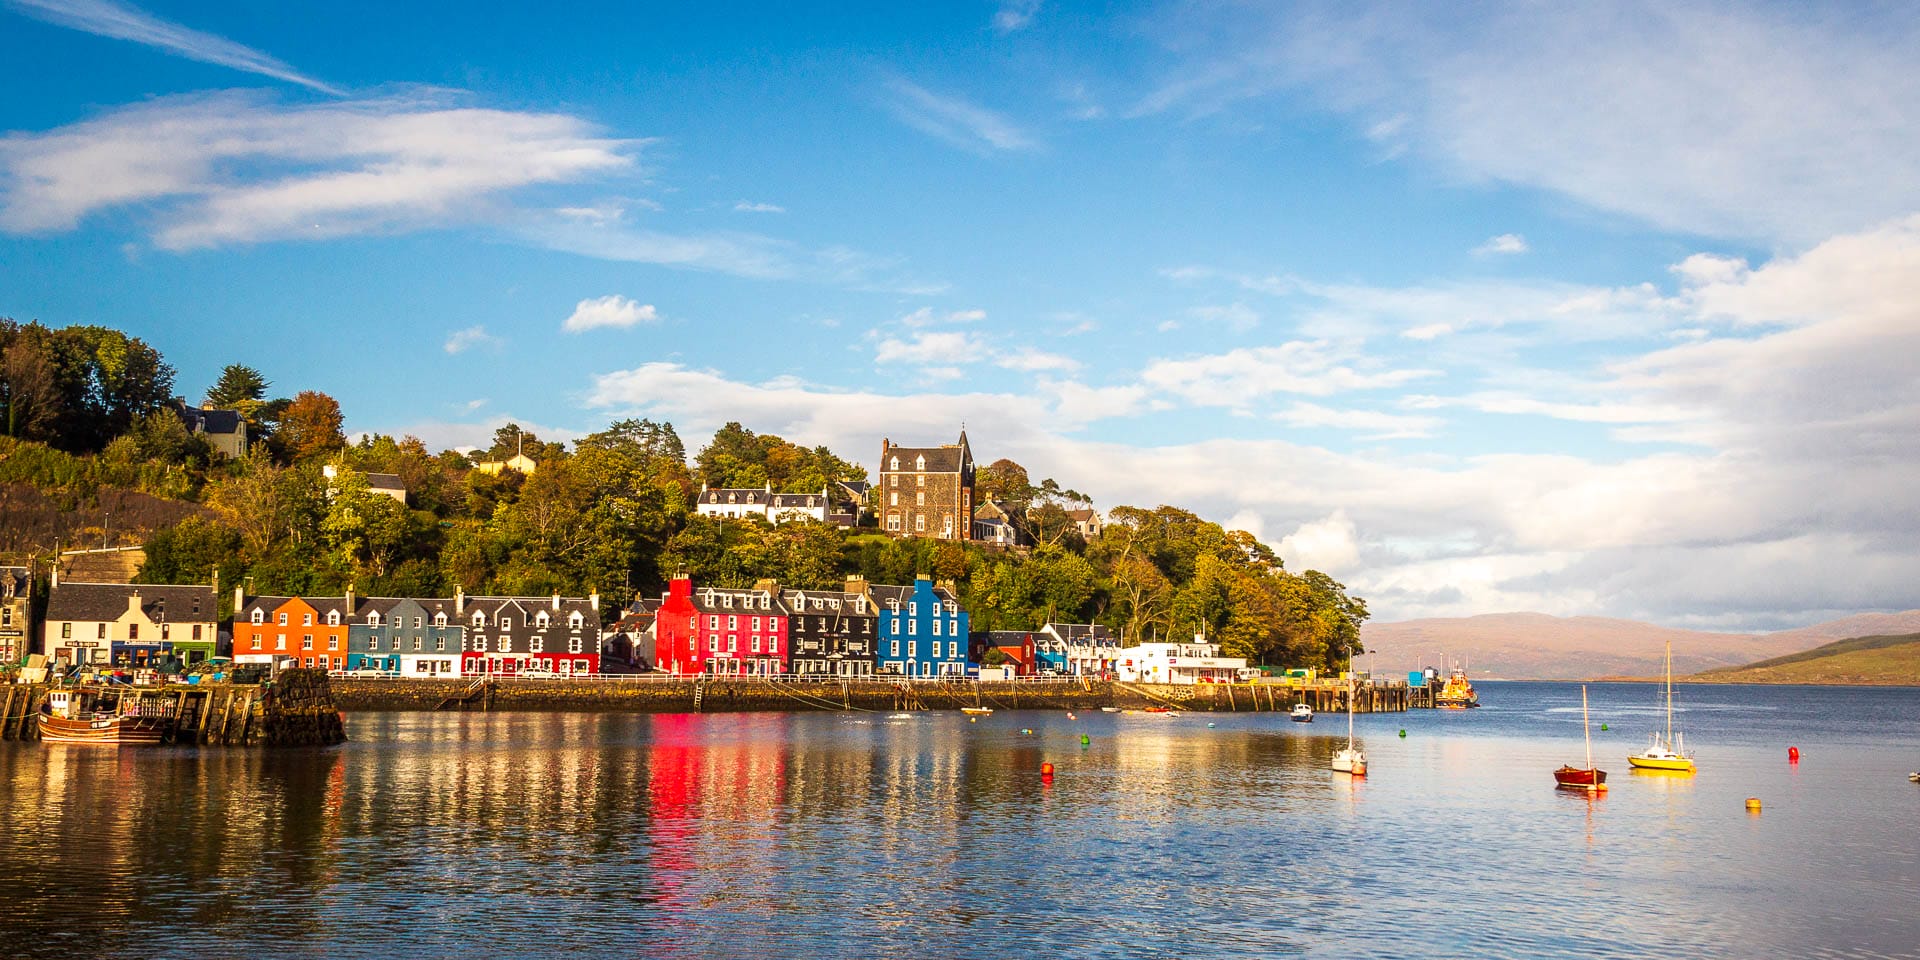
[330,675,1417,714]
[0,669,347,746]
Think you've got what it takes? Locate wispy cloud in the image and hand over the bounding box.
[563,295,659,332]
[880,78,1038,154]
[732,200,785,213]
[443,325,500,354]
[1474,233,1529,256]
[0,90,634,248]
[997,348,1080,373]
[993,0,1042,33]
[5,0,341,95]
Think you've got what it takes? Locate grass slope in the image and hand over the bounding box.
[1691,633,1920,685]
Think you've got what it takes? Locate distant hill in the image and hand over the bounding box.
[1690,633,1920,685]
[1358,610,1920,681]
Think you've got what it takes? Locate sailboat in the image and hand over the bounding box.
[1628,641,1695,773]
[1331,676,1366,776]
[1554,685,1608,791]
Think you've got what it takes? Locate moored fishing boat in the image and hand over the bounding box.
[38,688,171,745]
[1290,703,1314,722]
[960,706,993,716]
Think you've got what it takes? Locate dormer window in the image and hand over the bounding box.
[890,456,899,470]
[472,613,485,627]
[915,455,925,470]
[367,613,381,627]
[327,611,340,626]
[435,613,446,626]
[568,612,583,629]
[251,610,264,624]
[536,613,550,629]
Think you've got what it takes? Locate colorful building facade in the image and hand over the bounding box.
[867,576,969,677]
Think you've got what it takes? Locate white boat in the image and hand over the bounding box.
[1099,706,1120,713]
[1628,641,1696,773]
[961,706,993,716]
[1289,703,1314,722]
[1330,678,1366,776]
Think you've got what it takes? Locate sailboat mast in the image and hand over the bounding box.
[1665,640,1674,745]
[1582,685,1594,771]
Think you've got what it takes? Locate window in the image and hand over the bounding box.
[751,616,761,631]
[537,614,550,628]
[891,640,900,657]
[435,637,445,652]
[193,625,203,640]
[887,515,901,531]
[709,615,719,629]
[915,455,925,470]
[302,635,313,650]
[278,612,288,626]
[329,637,339,651]
[251,610,263,624]
[751,636,762,653]
[915,515,925,532]
[62,622,71,639]
[435,613,447,626]
[917,474,925,487]
[908,620,917,636]
[474,636,488,653]
[728,636,738,653]
[890,456,899,470]
[890,491,898,506]
[948,641,958,658]
[908,641,917,658]
[531,636,543,653]
[932,620,942,637]
[728,616,737,630]
[327,611,339,625]
[569,636,583,654]
[708,635,718,652]
[569,613,583,629]
[916,491,925,506]
[303,613,313,626]
[97,623,108,639]
[501,617,514,630]
[276,633,286,650]
[473,613,485,627]
[413,616,422,629]
[412,637,422,652]
[368,613,381,627]
[304,657,314,669]
[910,602,918,616]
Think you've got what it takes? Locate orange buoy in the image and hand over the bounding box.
[1041,762,1055,781]
[1746,797,1762,812]
[1788,746,1799,763]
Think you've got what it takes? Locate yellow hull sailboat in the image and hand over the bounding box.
[1627,640,1695,773]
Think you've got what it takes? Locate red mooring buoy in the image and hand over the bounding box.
[1041,762,1055,781]
[1789,746,1800,764]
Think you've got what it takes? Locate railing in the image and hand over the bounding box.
[328,670,1107,685]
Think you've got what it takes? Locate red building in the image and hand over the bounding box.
[653,576,790,676]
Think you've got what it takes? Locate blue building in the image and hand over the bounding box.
[866,575,968,677]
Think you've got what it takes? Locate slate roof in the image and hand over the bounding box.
[48,582,216,623]
[698,488,771,506]
[836,480,870,497]
[770,493,828,511]
[882,444,967,473]
[780,589,874,616]
[1044,622,1115,644]
[865,582,957,606]
[178,405,243,436]
[366,473,405,490]
[692,586,789,616]
[1,566,29,598]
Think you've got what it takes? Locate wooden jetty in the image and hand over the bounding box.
[0,668,347,746]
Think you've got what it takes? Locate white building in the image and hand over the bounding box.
[695,485,771,521]
[769,489,830,524]
[1114,635,1247,685]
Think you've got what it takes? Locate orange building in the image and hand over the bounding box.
[231,589,355,670]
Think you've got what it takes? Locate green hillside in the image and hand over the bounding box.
[1692,633,1920,685]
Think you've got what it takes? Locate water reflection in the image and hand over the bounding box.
[1,691,1917,960]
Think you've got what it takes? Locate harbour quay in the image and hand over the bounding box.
[0,668,347,746]
[330,674,1416,714]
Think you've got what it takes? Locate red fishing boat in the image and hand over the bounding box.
[38,688,172,745]
[1554,685,1607,792]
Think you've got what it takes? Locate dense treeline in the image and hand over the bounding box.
[1,318,1366,670]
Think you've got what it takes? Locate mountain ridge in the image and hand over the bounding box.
[1358,609,1920,680]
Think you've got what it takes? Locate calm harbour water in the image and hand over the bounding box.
[2,681,1917,959]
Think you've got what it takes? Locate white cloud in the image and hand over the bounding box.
[1187,302,1259,331]
[1274,402,1441,440]
[733,200,785,213]
[1402,323,1453,341]
[1278,510,1361,573]
[528,217,942,292]
[1136,3,1920,242]
[880,78,1038,154]
[443,325,501,354]
[6,0,341,94]
[899,306,988,328]
[997,348,1080,372]
[1474,233,1529,256]
[874,330,978,366]
[1141,341,1439,408]
[0,90,634,248]
[563,295,659,332]
[993,0,1042,33]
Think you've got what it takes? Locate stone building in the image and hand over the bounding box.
[877,431,975,541]
[1,565,30,663]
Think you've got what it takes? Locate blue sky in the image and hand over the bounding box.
[6,0,1920,629]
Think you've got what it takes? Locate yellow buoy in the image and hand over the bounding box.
[1745,797,1762,812]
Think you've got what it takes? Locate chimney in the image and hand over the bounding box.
[753,578,779,595]
[668,576,691,603]
[127,589,143,618]
[552,593,561,611]
[234,584,245,610]
[589,592,599,612]
[345,584,355,617]
[454,584,465,614]
[844,574,866,594]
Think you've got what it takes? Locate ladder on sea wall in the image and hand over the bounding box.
[436,676,492,711]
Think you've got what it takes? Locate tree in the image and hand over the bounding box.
[32,325,175,450]
[205,364,269,410]
[276,391,345,462]
[0,323,61,441]
[975,458,1032,504]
